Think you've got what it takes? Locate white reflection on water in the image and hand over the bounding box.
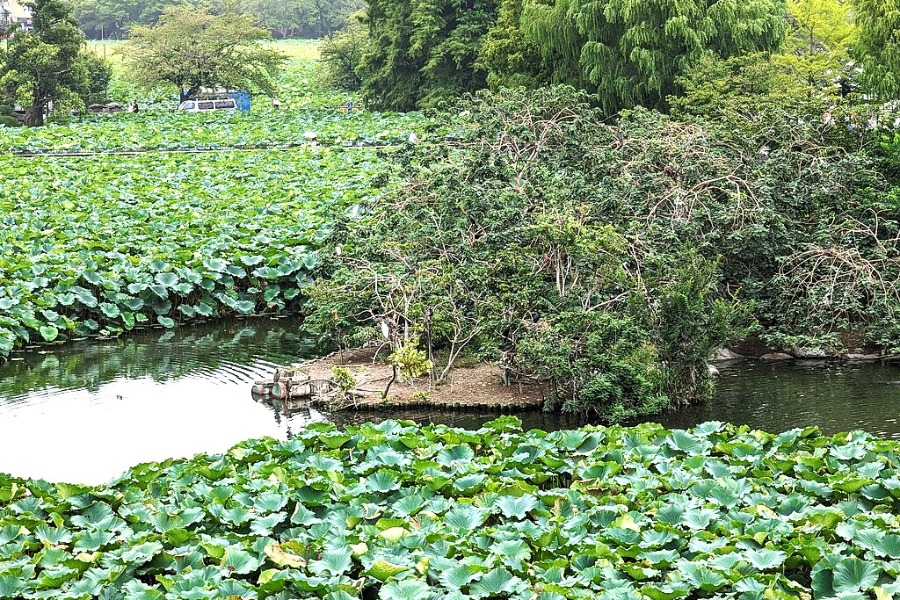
[0,371,327,485]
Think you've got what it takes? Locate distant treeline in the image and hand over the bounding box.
[71,0,362,39]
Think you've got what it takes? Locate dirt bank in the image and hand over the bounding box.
[276,345,545,410]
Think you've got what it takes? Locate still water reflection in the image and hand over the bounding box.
[0,317,897,484]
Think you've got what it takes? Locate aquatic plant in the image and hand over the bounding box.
[0,418,898,598]
[0,147,388,355]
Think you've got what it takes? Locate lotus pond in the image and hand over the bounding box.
[1,416,900,599]
[0,110,439,155]
[0,146,397,356]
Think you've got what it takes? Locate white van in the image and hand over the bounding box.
[178,98,237,112]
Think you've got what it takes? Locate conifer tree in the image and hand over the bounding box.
[360,0,497,110]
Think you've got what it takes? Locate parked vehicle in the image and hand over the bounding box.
[178,98,238,112]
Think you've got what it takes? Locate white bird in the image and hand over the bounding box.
[408,132,419,144]
[380,320,390,340]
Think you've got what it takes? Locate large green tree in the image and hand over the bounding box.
[72,0,181,40]
[123,6,286,102]
[779,0,855,92]
[851,0,900,100]
[359,0,498,110]
[0,0,110,126]
[319,16,368,90]
[498,0,788,113]
[238,0,363,38]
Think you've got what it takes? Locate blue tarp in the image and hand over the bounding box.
[228,91,251,112]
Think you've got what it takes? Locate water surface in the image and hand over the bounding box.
[0,318,897,484]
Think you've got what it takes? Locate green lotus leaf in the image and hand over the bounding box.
[365,471,399,493]
[203,258,229,273]
[234,300,256,314]
[83,271,103,285]
[40,309,60,322]
[239,255,265,266]
[495,494,537,519]
[745,548,786,570]
[0,576,25,598]
[222,545,262,575]
[99,302,120,319]
[38,325,59,341]
[453,473,486,493]
[678,562,727,592]
[310,547,353,577]
[122,297,144,311]
[833,556,881,593]
[148,284,169,300]
[155,272,179,287]
[252,266,281,279]
[194,302,215,317]
[470,567,517,598]
[378,578,431,600]
[225,265,247,278]
[263,285,281,303]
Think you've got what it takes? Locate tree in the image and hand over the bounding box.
[0,0,111,126]
[71,0,184,39]
[319,16,368,91]
[123,6,286,103]
[359,0,498,110]
[239,0,311,38]
[778,0,855,93]
[478,0,549,90]
[509,0,787,113]
[851,0,900,100]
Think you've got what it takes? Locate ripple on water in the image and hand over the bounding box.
[0,320,898,483]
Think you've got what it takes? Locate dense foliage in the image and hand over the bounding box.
[359,0,497,110]
[350,0,898,115]
[318,18,368,92]
[0,109,437,153]
[236,0,364,39]
[0,147,389,356]
[1,418,899,598]
[310,86,900,417]
[0,0,111,126]
[850,0,900,100]
[309,87,750,419]
[513,0,787,113]
[71,0,363,40]
[123,6,286,102]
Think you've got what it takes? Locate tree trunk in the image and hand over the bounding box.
[24,104,45,127]
[382,365,398,400]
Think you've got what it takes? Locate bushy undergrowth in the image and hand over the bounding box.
[1,419,899,599]
[311,85,899,417]
[309,87,752,419]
